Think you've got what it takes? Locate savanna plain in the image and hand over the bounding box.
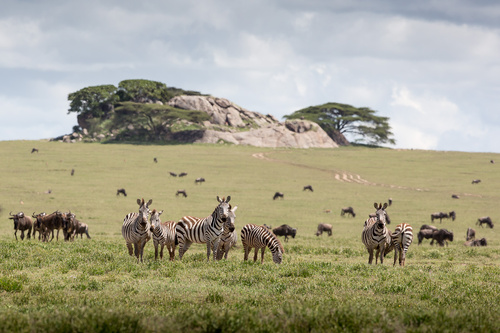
[0,140,499,332]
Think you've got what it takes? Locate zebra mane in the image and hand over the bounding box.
[260,225,285,253]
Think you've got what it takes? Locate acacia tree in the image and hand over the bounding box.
[117,79,171,103]
[67,85,118,118]
[284,102,396,146]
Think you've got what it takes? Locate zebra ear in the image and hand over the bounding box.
[137,198,142,206]
[147,199,153,207]
[383,203,388,210]
[232,206,238,212]
[226,196,231,203]
[373,203,378,209]
[217,196,222,203]
[159,210,163,216]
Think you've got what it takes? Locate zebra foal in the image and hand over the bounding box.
[241,223,284,264]
[150,209,178,261]
[176,196,232,261]
[216,206,238,260]
[361,202,391,264]
[122,198,153,263]
[391,223,413,266]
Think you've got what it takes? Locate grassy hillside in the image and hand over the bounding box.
[0,141,499,332]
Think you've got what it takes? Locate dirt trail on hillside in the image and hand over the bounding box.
[252,152,427,191]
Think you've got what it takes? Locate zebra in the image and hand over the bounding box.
[361,202,391,264]
[122,198,153,263]
[176,196,232,261]
[241,223,284,264]
[391,223,413,266]
[149,209,178,261]
[216,206,238,260]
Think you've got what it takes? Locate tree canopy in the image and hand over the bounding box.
[284,102,396,146]
[67,85,118,118]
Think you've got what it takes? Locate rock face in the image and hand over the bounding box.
[168,95,338,148]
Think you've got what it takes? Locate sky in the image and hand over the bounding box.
[1,0,499,153]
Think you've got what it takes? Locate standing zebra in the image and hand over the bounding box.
[176,196,232,261]
[149,209,178,261]
[361,202,391,264]
[122,198,153,263]
[391,223,413,266]
[241,223,284,264]
[216,206,238,260]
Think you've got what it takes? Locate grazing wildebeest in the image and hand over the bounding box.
[71,169,75,176]
[272,224,297,241]
[417,229,434,245]
[31,148,39,153]
[452,194,460,199]
[179,172,188,177]
[476,216,494,228]
[466,227,476,241]
[117,188,127,197]
[315,223,332,236]
[431,211,455,223]
[303,185,313,192]
[169,172,178,177]
[273,192,284,200]
[340,206,356,218]
[9,212,33,241]
[472,179,481,184]
[464,238,487,247]
[195,177,205,184]
[154,157,158,163]
[431,229,454,247]
[176,190,187,198]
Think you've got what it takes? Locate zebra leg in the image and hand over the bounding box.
[206,242,212,262]
[379,244,385,264]
[179,240,192,260]
[243,245,250,261]
[126,242,134,256]
[253,248,259,262]
[160,243,165,260]
[393,244,399,266]
[368,248,374,264]
[212,239,220,262]
[154,241,159,260]
[260,248,266,264]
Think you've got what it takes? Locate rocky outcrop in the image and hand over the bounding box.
[168,95,338,148]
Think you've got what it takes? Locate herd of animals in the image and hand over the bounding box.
[6,149,495,266]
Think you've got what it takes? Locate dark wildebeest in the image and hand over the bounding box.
[179,172,188,177]
[491,160,495,164]
[431,229,454,247]
[315,223,332,236]
[303,185,313,192]
[9,212,33,241]
[420,224,438,232]
[71,169,75,176]
[417,229,434,245]
[32,212,49,241]
[272,224,296,242]
[340,206,356,218]
[388,198,393,206]
[464,238,487,247]
[62,211,79,241]
[471,179,481,184]
[176,190,187,197]
[466,227,476,241]
[154,157,158,163]
[36,211,65,242]
[431,211,455,223]
[117,188,127,197]
[169,172,178,177]
[476,216,494,228]
[31,148,39,153]
[195,177,205,184]
[452,194,460,199]
[273,192,284,200]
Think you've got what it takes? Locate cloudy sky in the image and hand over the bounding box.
[1,0,499,152]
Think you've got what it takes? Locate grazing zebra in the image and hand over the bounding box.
[122,198,153,263]
[176,196,232,261]
[361,202,391,264]
[149,209,177,260]
[216,206,238,260]
[241,223,284,264]
[391,223,413,266]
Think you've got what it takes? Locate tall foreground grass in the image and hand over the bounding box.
[0,140,499,332]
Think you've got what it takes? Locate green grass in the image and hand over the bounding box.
[0,140,499,332]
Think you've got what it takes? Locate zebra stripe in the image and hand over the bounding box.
[361,202,391,264]
[241,223,284,264]
[216,206,238,260]
[391,223,413,266]
[122,198,152,263]
[149,209,178,261]
[176,196,232,261]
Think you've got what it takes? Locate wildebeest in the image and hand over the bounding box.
[472,179,481,184]
[417,229,434,245]
[71,169,75,176]
[273,192,284,200]
[176,190,187,197]
[315,223,332,236]
[117,188,127,197]
[420,224,438,232]
[431,229,454,247]
[31,148,39,153]
[431,211,455,223]
[464,238,487,247]
[340,206,356,218]
[452,194,460,199]
[32,211,65,242]
[32,212,49,241]
[169,172,178,177]
[9,212,33,241]
[61,211,79,241]
[195,177,205,184]
[388,198,393,206]
[154,157,158,163]
[272,224,296,241]
[466,227,476,241]
[303,185,313,192]
[75,220,91,239]
[476,216,494,228]
[179,172,188,177]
